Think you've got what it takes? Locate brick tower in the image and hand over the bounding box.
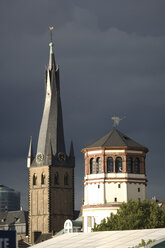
[82,127,148,232]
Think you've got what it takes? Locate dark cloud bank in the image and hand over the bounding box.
[0,0,165,210]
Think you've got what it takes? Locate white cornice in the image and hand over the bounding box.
[87,150,102,155]
[105,150,125,153]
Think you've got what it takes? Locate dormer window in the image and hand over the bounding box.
[15,217,20,223]
[1,218,6,223]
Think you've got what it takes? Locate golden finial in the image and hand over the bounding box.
[49,26,54,42]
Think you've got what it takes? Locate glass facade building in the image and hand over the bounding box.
[0,185,20,212]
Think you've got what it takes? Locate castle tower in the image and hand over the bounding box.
[27,31,75,244]
[82,127,148,232]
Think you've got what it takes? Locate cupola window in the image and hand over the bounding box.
[107,157,113,172]
[135,158,140,174]
[127,157,133,173]
[96,157,101,173]
[115,157,122,173]
[90,158,95,174]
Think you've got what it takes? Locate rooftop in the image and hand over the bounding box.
[0,210,28,225]
[30,228,165,248]
[87,127,148,151]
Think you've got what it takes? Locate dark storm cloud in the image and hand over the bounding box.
[0,0,165,210]
[74,0,165,36]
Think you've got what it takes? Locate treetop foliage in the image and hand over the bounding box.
[93,199,165,231]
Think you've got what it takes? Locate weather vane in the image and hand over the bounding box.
[112,116,126,127]
[49,26,54,42]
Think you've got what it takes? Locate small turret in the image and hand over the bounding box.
[27,137,33,168]
[69,140,75,158]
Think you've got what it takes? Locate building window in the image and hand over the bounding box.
[90,158,95,174]
[64,173,69,185]
[96,157,101,173]
[118,184,121,188]
[98,184,100,189]
[107,157,113,173]
[114,197,117,202]
[33,174,37,185]
[138,188,140,192]
[115,157,122,172]
[135,158,140,174]
[127,157,133,173]
[54,172,59,185]
[41,173,45,185]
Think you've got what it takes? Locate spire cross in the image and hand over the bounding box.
[111,116,126,127]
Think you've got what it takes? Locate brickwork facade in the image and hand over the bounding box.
[28,165,74,243]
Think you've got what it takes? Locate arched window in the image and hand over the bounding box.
[64,173,69,185]
[96,157,102,173]
[33,174,37,185]
[41,173,45,185]
[54,172,59,185]
[135,158,140,174]
[115,157,122,173]
[90,158,95,174]
[107,157,113,173]
[127,157,133,173]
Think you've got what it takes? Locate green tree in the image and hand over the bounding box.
[93,199,165,231]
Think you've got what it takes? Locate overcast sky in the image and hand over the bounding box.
[0,0,165,210]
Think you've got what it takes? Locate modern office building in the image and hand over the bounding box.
[0,185,20,212]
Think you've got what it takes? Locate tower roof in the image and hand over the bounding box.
[87,127,148,150]
[34,33,66,165]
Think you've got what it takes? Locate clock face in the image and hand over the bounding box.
[58,152,66,162]
[36,153,44,163]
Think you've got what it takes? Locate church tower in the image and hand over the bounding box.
[82,127,148,232]
[27,29,75,244]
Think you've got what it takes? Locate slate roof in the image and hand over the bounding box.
[0,210,28,226]
[29,41,75,167]
[87,128,147,149]
[36,43,66,160]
